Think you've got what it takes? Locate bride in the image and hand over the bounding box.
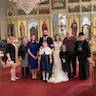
[48,34,69,83]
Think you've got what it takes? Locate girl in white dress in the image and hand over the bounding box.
[39,41,52,81]
[48,34,69,83]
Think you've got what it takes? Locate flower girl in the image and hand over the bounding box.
[39,41,52,81]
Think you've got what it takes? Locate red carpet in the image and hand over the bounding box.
[0,65,95,96]
[77,87,96,96]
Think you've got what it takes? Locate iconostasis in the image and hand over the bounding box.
[6,17,51,40]
[5,0,96,42]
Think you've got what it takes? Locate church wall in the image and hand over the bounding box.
[0,0,9,39]
[1,0,96,42]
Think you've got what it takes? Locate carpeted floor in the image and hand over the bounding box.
[0,65,95,96]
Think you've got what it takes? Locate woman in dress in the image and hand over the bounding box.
[39,41,52,81]
[28,34,39,79]
[48,34,69,83]
[75,32,90,80]
[18,37,29,79]
[6,35,19,81]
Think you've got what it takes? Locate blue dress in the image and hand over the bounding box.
[40,54,51,74]
[39,47,52,74]
[28,42,39,69]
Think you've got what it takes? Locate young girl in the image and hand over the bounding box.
[28,34,39,79]
[18,37,29,79]
[60,44,69,78]
[39,41,52,81]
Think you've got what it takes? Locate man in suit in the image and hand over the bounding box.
[39,30,53,49]
[63,32,77,79]
[39,30,53,78]
[75,32,90,80]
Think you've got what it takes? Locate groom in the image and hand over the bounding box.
[39,30,53,49]
[39,30,53,78]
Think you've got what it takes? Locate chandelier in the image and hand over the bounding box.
[9,0,47,14]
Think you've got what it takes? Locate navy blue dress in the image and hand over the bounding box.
[28,42,39,69]
[40,53,51,74]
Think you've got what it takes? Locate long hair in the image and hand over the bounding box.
[30,34,36,43]
[54,34,61,41]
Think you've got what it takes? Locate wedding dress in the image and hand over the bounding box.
[48,41,69,83]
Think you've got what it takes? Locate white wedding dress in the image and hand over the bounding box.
[48,41,69,83]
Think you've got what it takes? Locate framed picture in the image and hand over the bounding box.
[28,20,38,40]
[39,19,51,36]
[30,8,37,15]
[81,16,91,40]
[68,17,80,36]
[52,14,58,36]
[17,20,27,39]
[68,5,80,13]
[7,20,15,36]
[58,14,67,36]
[82,4,91,12]
[68,0,80,3]
[51,0,66,9]
[38,6,50,14]
[40,0,49,5]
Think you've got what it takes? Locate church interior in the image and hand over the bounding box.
[0,0,96,96]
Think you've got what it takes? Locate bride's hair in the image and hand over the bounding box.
[54,34,61,41]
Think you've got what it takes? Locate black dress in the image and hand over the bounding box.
[39,36,53,48]
[6,43,16,63]
[39,47,52,74]
[18,44,29,78]
[60,51,70,77]
[75,40,90,80]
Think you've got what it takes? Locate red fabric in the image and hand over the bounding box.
[0,65,95,96]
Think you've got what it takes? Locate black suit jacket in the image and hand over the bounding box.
[39,36,53,49]
[6,43,16,63]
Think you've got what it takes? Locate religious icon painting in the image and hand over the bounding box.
[30,8,37,15]
[39,0,49,5]
[51,0,66,9]
[38,6,50,14]
[17,20,27,39]
[68,4,80,13]
[7,20,15,37]
[28,20,38,40]
[68,17,80,36]
[81,16,91,40]
[39,19,50,36]
[58,14,67,36]
[81,4,92,12]
[52,13,58,36]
